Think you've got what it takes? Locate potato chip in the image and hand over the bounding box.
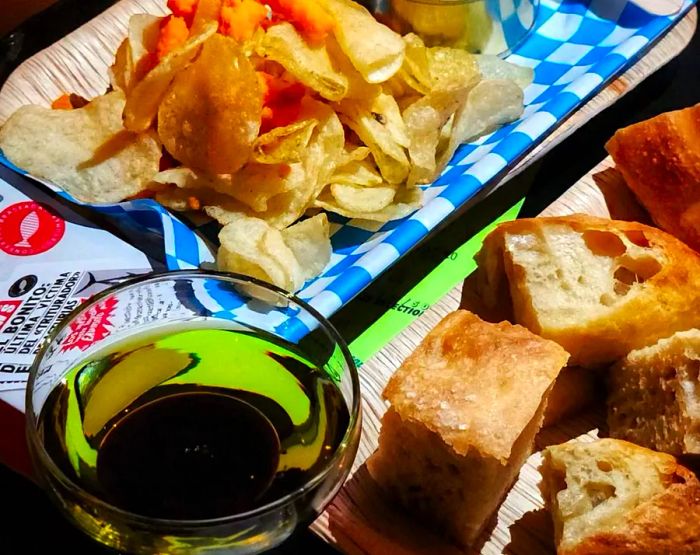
[155,186,242,212]
[251,118,318,164]
[281,214,331,283]
[158,34,262,174]
[403,86,470,185]
[398,33,433,95]
[218,214,302,290]
[315,184,421,221]
[437,79,523,170]
[122,20,217,132]
[259,23,349,102]
[476,55,533,90]
[301,98,345,196]
[230,163,306,213]
[330,182,396,212]
[320,0,405,83]
[337,90,410,183]
[217,213,331,291]
[427,46,480,91]
[325,36,379,99]
[109,39,131,93]
[330,157,383,186]
[0,91,161,203]
[337,143,370,166]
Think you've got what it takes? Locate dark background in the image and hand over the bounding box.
[0,1,698,553]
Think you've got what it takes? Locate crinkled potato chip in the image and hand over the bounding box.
[330,157,383,186]
[315,183,421,222]
[122,20,217,132]
[281,213,331,284]
[337,91,410,184]
[301,98,345,196]
[158,34,262,174]
[0,91,161,203]
[259,23,349,102]
[217,213,331,292]
[252,118,318,164]
[403,86,470,185]
[476,55,533,90]
[325,36,380,99]
[337,143,371,166]
[437,78,523,170]
[427,46,480,91]
[320,0,405,83]
[330,182,397,212]
[218,214,301,290]
[398,33,433,95]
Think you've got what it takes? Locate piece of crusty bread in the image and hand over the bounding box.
[606,104,700,252]
[608,329,700,456]
[367,310,568,548]
[540,438,700,555]
[474,213,700,367]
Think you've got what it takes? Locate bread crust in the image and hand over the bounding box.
[476,214,700,367]
[606,104,700,252]
[562,467,700,555]
[383,310,569,461]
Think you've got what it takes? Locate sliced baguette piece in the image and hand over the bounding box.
[608,329,700,455]
[606,104,700,252]
[474,213,700,367]
[540,438,700,555]
[367,310,568,548]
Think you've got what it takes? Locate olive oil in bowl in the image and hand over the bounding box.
[38,326,350,520]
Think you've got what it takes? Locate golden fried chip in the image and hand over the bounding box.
[155,186,242,212]
[330,182,397,212]
[320,0,404,83]
[259,23,348,102]
[403,86,470,185]
[252,119,318,164]
[337,144,371,166]
[315,184,421,221]
[330,157,382,186]
[476,55,534,90]
[281,213,331,283]
[109,39,131,93]
[217,213,331,291]
[158,34,262,174]
[0,91,161,203]
[398,33,433,95]
[218,214,301,290]
[337,91,410,184]
[427,46,480,91]
[230,163,306,213]
[437,79,523,170]
[325,36,379,99]
[301,98,345,196]
[122,20,217,132]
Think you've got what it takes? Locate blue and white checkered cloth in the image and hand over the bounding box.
[1,0,695,338]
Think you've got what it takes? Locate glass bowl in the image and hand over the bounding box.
[25,271,361,554]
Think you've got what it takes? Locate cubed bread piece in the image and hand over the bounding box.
[475,214,700,367]
[540,438,700,555]
[606,104,700,252]
[367,310,568,547]
[608,329,700,455]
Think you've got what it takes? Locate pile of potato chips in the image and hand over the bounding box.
[0,0,531,292]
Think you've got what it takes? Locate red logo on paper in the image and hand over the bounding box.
[0,300,21,331]
[0,201,65,256]
[61,296,118,352]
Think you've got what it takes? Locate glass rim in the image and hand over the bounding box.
[25,269,362,528]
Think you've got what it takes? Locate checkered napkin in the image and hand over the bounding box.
[1,0,695,339]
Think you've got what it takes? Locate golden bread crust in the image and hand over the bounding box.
[606,104,700,252]
[475,214,700,367]
[383,310,568,461]
[542,439,700,555]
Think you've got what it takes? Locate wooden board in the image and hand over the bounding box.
[0,3,695,554]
